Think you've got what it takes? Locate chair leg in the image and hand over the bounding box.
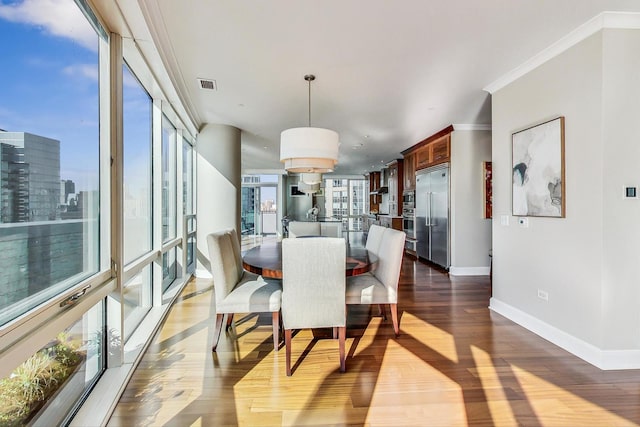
[226,313,234,330]
[285,329,293,376]
[211,313,225,351]
[338,326,346,373]
[272,312,280,351]
[390,303,399,337]
[378,304,386,319]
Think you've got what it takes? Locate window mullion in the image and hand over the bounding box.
[152,99,163,307]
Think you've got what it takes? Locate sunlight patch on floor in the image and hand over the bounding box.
[401,311,459,363]
[470,344,518,425]
[511,365,634,426]
[365,339,467,426]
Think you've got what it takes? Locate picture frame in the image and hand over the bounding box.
[512,116,565,217]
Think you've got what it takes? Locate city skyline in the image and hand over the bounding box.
[0,0,99,192]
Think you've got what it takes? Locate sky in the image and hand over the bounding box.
[0,0,100,191]
[0,0,150,193]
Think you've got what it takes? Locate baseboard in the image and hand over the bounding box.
[489,297,640,370]
[449,266,490,276]
[195,267,212,279]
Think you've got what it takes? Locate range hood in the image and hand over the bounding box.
[373,186,388,194]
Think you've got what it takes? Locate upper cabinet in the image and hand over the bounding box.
[368,171,381,213]
[402,125,453,178]
[387,159,403,216]
[403,152,416,191]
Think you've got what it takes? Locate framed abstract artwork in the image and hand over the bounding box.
[512,116,565,217]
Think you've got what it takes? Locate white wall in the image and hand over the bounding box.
[491,31,605,348]
[490,28,640,367]
[450,130,492,274]
[601,29,640,350]
[196,124,241,274]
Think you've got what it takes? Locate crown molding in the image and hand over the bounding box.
[453,124,492,131]
[484,12,640,94]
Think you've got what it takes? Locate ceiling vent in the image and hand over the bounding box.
[197,78,217,90]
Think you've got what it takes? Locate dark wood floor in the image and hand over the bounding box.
[108,255,640,426]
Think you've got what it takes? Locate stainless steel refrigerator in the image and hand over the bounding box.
[415,164,450,268]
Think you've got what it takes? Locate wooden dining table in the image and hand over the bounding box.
[242,240,377,279]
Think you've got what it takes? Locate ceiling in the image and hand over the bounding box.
[133,0,640,175]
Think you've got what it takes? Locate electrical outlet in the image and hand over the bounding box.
[537,289,549,301]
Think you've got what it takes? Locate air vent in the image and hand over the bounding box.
[197,78,217,90]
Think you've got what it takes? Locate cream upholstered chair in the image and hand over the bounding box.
[287,221,321,238]
[281,237,346,376]
[207,230,282,351]
[365,224,386,256]
[346,227,405,335]
[320,222,342,238]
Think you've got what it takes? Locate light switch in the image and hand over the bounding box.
[500,215,509,226]
[624,186,637,198]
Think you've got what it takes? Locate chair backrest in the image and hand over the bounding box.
[373,227,406,294]
[320,222,342,238]
[365,224,386,255]
[207,230,241,306]
[281,237,346,329]
[288,221,321,238]
[226,228,244,278]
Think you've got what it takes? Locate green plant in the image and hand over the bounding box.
[0,331,85,426]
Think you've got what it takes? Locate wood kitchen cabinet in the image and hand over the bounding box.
[403,152,416,191]
[368,171,381,213]
[387,159,404,216]
[378,215,402,231]
[403,125,453,172]
[430,135,450,165]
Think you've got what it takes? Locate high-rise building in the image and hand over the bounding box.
[0,132,61,223]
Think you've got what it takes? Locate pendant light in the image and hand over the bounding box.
[280,74,339,173]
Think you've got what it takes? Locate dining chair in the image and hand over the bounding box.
[207,229,282,352]
[287,221,321,237]
[346,227,406,336]
[320,222,342,238]
[365,224,386,256]
[281,237,346,376]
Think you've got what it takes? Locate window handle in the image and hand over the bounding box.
[59,285,91,308]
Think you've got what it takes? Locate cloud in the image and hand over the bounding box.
[0,0,97,50]
[62,63,98,81]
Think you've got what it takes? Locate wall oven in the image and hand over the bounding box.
[402,207,416,240]
[402,190,415,209]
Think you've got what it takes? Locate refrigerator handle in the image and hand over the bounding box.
[426,192,432,226]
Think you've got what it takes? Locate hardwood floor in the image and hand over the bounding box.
[108,257,640,426]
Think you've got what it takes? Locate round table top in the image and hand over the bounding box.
[242,240,377,279]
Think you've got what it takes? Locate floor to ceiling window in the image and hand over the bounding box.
[0,0,107,424]
[323,178,367,231]
[0,1,197,424]
[161,115,177,291]
[122,63,153,339]
[241,175,279,236]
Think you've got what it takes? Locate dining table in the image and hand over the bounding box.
[242,240,377,279]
